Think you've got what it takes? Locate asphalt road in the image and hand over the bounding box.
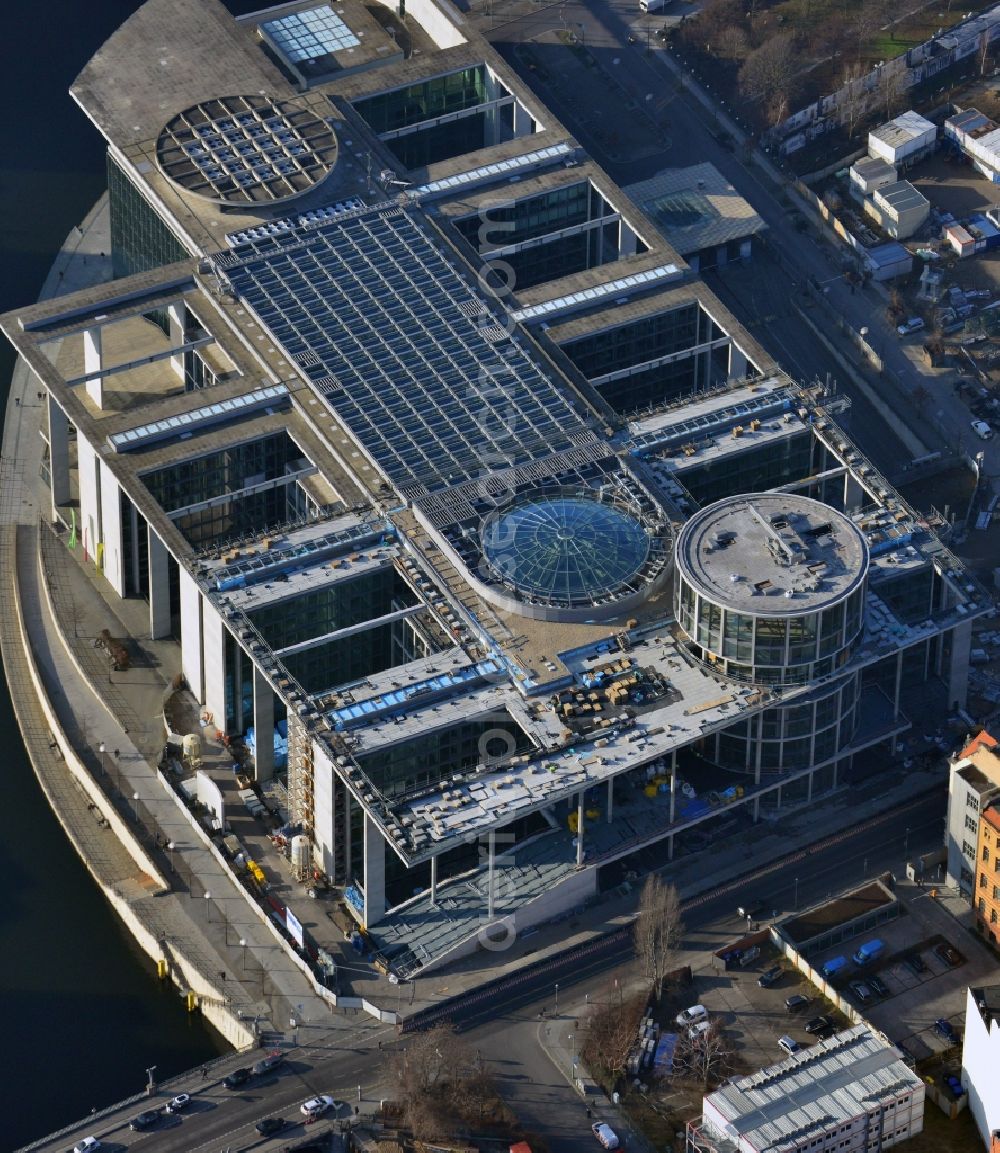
[476,0,940,473]
[47,787,945,1153]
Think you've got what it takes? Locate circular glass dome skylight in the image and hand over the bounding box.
[481,493,652,609]
[156,94,338,206]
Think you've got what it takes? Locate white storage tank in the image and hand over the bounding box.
[291,834,312,874]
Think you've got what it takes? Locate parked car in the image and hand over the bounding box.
[784,994,810,1012]
[738,945,761,968]
[935,942,963,967]
[805,1015,832,1035]
[935,1018,958,1045]
[897,317,925,336]
[868,975,889,998]
[849,981,873,1002]
[224,1067,252,1089]
[688,1020,712,1041]
[971,418,994,441]
[778,1035,800,1055]
[676,1004,708,1027]
[758,965,783,988]
[592,1121,620,1149]
[300,1095,340,1117]
[255,1117,288,1136]
[130,1110,161,1132]
[904,953,927,976]
[72,1141,101,1153]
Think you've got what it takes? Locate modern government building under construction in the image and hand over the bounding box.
[1,0,989,976]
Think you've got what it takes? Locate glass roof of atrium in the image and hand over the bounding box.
[219,206,594,498]
[107,384,289,453]
[481,494,651,606]
[413,144,574,198]
[261,7,360,62]
[511,263,682,324]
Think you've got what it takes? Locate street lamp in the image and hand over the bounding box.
[555,983,560,1014]
[240,938,247,970]
[793,876,800,910]
[204,891,212,922]
[132,791,140,824]
[904,827,910,861]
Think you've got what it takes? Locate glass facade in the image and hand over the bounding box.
[283,616,431,695]
[249,568,417,648]
[714,673,863,773]
[353,67,528,169]
[675,574,866,685]
[560,302,729,415]
[679,434,814,507]
[456,182,592,250]
[357,710,532,800]
[141,431,312,547]
[107,155,188,280]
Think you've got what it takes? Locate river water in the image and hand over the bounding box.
[0,2,262,1145]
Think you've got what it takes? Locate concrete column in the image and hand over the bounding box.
[890,650,904,755]
[668,832,675,861]
[728,341,748,383]
[83,324,104,409]
[77,436,102,564]
[202,600,227,733]
[253,667,275,783]
[98,460,123,591]
[576,792,585,868]
[513,100,533,138]
[343,791,352,886]
[619,219,638,258]
[179,567,204,702]
[167,303,187,383]
[844,472,864,513]
[753,712,764,823]
[487,830,496,918]
[47,394,70,517]
[669,751,677,825]
[607,777,614,824]
[430,854,438,906]
[363,813,386,927]
[948,620,973,711]
[148,528,171,639]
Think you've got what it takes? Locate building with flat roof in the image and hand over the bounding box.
[625,162,766,272]
[687,1024,924,1153]
[868,110,937,166]
[0,0,988,978]
[863,180,930,241]
[946,732,1000,896]
[963,985,1000,1151]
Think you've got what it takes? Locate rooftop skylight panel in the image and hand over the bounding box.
[261,6,360,62]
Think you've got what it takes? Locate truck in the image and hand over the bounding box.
[820,955,847,980]
[851,939,884,966]
[639,0,669,12]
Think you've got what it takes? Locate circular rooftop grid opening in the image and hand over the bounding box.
[480,489,667,620]
[156,95,338,205]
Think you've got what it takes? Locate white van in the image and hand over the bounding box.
[971,419,993,441]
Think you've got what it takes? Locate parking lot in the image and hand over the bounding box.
[675,880,998,1075]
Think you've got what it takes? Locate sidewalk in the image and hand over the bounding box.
[0,200,344,1047]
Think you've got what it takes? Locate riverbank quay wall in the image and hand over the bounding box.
[0,517,257,1050]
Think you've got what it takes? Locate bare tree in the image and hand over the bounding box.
[582,986,647,1081]
[738,34,798,118]
[980,29,996,77]
[392,1022,496,1142]
[839,61,870,140]
[876,62,908,122]
[717,25,750,61]
[698,0,744,43]
[673,1021,735,1088]
[634,875,684,995]
[851,0,884,62]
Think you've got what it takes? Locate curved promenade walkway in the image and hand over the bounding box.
[0,197,342,1056]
